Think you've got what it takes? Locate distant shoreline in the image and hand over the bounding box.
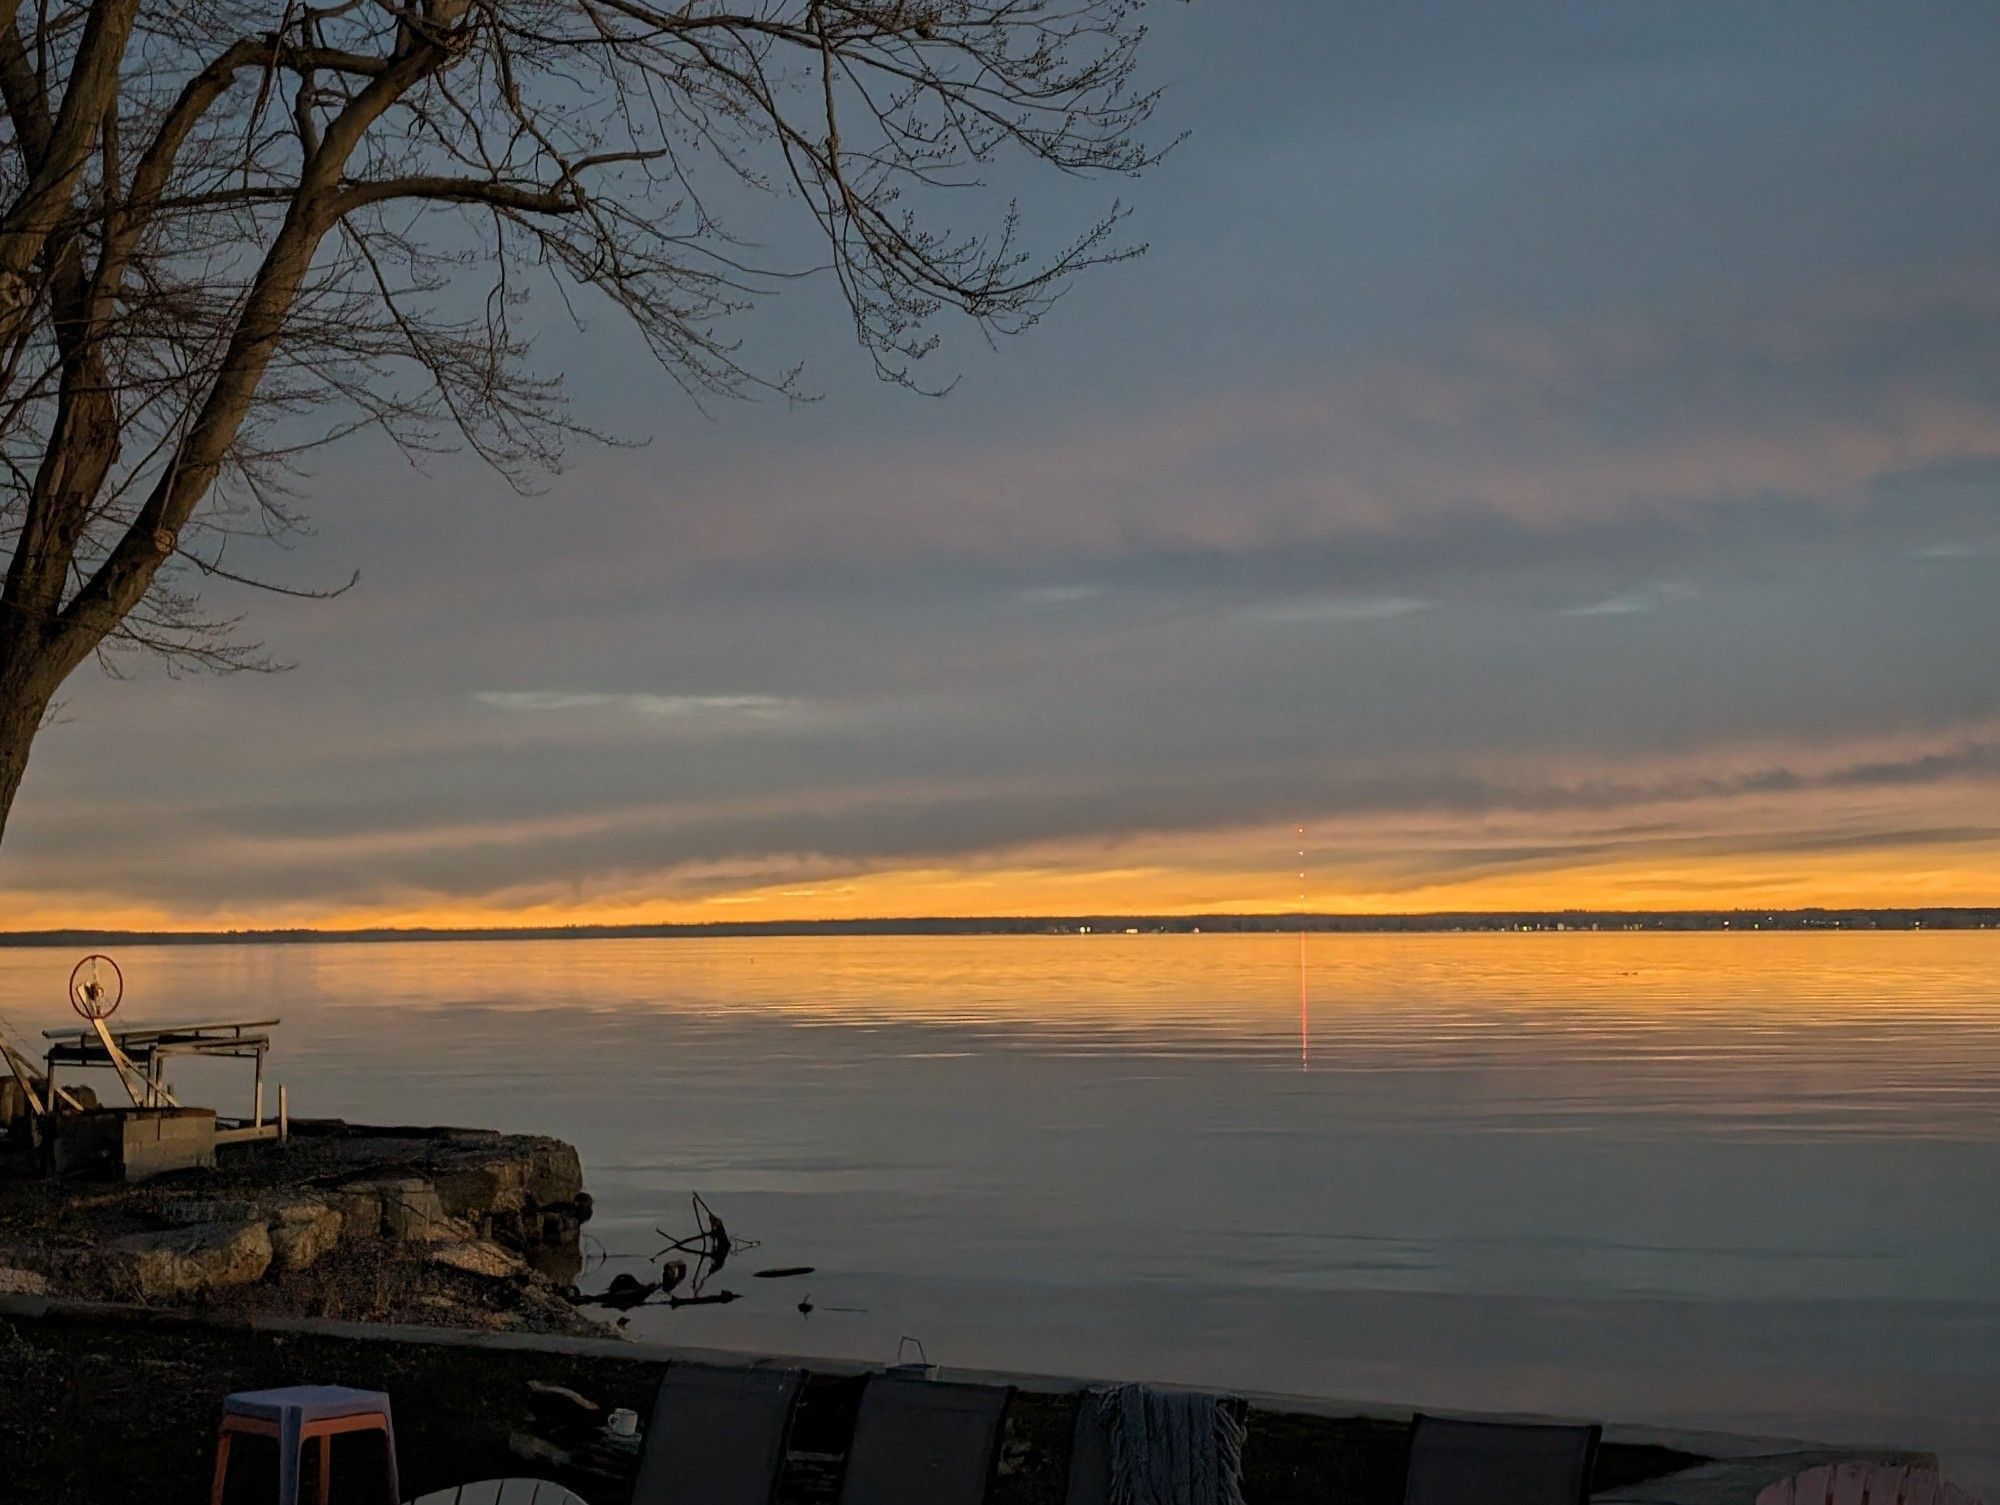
[3,907,1996,946]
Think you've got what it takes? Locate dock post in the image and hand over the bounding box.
[253,1046,265,1128]
[279,1084,288,1141]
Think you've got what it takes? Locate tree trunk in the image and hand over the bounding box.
[0,641,57,847]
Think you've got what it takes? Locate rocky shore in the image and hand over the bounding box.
[0,1119,598,1334]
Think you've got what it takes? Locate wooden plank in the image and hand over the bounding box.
[1,1041,47,1116]
[41,1018,281,1043]
[212,1123,282,1145]
[43,1038,269,1067]
[90,1017,149,1108]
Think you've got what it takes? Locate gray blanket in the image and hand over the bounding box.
[1083,1383,1248,1505]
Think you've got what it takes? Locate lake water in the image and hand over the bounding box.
[2,934,1996,1489]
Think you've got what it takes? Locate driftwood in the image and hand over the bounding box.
[568,1192,781,1316]
[654,1192,759,1298]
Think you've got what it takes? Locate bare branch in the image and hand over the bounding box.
[0,0,1172,842]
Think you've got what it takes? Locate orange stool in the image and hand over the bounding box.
[211,1386,401,1505]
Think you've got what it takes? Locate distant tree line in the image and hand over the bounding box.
[4,908,1997,946]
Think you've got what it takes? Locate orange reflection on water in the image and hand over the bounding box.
[1,930,1994,1142]
[0,929,1988,1023]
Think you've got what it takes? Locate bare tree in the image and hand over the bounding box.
[0,0,1171,842]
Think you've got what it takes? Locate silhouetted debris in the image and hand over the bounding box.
[563,1193,806,1319]
[654,1191,760,1297]
[665,1289,742,1308]
[571,1271,656,1311]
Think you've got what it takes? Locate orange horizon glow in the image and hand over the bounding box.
[7,720,1995,934]
[6,839,1997,934]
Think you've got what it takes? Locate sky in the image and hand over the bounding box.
[4,1,2000,929]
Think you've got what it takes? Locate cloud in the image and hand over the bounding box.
[1240,595,1433,626]
[625,280,2000,576]
[1560,582,1697,617]
[11,704,1999,924]
[1014,584,1105,609]
[472,691,804,722]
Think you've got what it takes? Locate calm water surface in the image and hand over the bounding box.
[2,934,1996,1486]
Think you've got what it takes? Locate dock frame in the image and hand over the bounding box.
[40,1018,285,1144]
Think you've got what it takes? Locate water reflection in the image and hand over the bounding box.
[16,929,1986,1138]
[0,934,1996,1485]
[1298,931,1310,1073]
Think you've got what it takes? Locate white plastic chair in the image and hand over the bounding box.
[407,1481,592,1505]
[1754,1462,1984,1505]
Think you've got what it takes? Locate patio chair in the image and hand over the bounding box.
[1404,1413,1602,1505]
[837,1374,1015,1505]
[630,1362,806,1505]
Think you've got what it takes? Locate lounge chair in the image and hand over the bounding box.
[630,1362,806,1505]
[837,1374,1015,1505]
[1404,1413,1602,1505]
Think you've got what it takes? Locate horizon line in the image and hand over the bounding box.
[3,904,1998,947]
